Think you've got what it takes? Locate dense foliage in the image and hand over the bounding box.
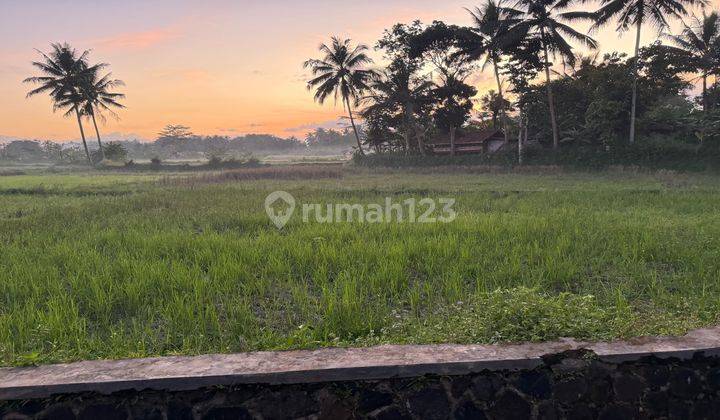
[304,1,720,167]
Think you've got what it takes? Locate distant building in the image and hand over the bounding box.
[427,129,510,155]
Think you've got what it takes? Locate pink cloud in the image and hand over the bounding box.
[93,28,180,51]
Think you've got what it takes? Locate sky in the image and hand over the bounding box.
[0,0,715,142]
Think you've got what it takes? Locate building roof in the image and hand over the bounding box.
[427,129,504,145]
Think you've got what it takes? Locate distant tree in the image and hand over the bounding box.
[203,140,229,163]
[665,11,720,111]
[433,79,477,155]
[638,42,692,99]
[506,0,598,149]
[42,141,64,162]
[410,21,478,155]
[517,49,691,148]
[480,90,511,129]
[504,36,544,162]
[2,140,45,161]
[304,128,355,147]
[458,1,523,142]
[80,68,125,159]
[102,142,128,162]
[234,134,302,151]
[304,37,376,156]
[158,124,194,139]
[592,0,705,143]
[363,106,401,153]
[377,21,426,66]
[23,43,104,164]
[362,60,435,153]
[155,125,197,157]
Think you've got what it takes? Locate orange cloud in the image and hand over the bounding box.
[93,28,180,51]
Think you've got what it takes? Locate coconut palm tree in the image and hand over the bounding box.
[23,43,102,165]
[361,61,435,153]
[304,37,376,156]
[592,0,706,143]
[461,0,523,142]
[665,11,720,111]
[506,0,598,149]
[80,69,126,159]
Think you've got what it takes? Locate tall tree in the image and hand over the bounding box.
[23,43,102,164]
[459,1,522,142]
[304,37,376,156]
[158,124,194,139]
[361,60,435,153]
[593,0,705,143]
[665,11,720,111]
[506,0,598,149]
[409,21,477,155]
[480,90,510,128]
[504,37,544,163]
[80,69,125,160]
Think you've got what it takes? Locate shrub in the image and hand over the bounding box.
[353,138,720,172]
[103,142,129,162]
[150,156,162,169]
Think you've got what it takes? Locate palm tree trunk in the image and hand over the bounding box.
[492,58,510,143]
[74,108,92,165]
[542,40,560,150]
[416,121,427,156]
[90,111,105,160]
[518,110,524,165]
[450,126,456,156]
[703,74,708,112]
[404,103,414,153]
[344,97,364,156]
[629,21,642,145]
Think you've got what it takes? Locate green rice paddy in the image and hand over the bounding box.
[1,167,719,366]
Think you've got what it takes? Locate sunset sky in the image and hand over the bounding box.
[0,0,715,141]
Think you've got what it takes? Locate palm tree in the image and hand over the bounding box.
[80,69,126,159]
[593,0,706,143]
[304,37,376,156]
[462,0,523,143]
[23,43,102,165]
[506,0,598,149]
[361,61,435,153]
[480,90,510,128]
[665,11,720,111]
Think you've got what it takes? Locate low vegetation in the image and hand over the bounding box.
[1,167,719,366]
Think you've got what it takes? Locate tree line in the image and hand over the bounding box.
[304,0,716,160]
[0,126,357,164]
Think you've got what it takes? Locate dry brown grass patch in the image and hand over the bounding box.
[162,165,344,186]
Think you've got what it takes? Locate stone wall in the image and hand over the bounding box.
[3,350,720,419]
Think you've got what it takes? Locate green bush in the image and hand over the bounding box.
[354,137,720,172]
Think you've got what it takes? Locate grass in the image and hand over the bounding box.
[1,166,719,366]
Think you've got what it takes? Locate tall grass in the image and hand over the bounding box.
[0,169,719,366]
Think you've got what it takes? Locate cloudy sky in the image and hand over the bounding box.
[0,0,714,141]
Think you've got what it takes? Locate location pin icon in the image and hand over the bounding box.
[265,191,296,229]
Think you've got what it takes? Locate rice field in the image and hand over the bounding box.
[1,166,719,366]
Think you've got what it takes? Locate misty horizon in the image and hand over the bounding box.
[1,0,713,141]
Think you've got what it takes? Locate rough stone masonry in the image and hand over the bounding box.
[3,327,720,419]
